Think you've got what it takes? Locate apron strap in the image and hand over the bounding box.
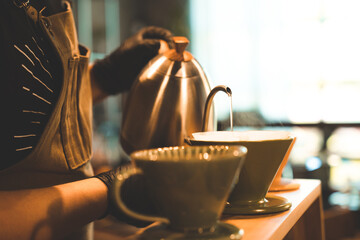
[12,0,29,8]
[12,0,40,23]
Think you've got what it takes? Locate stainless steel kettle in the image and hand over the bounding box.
[120,36,215,154]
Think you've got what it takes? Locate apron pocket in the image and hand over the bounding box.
[61,47,92,170]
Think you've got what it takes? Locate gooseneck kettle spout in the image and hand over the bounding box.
[202,85,232,132]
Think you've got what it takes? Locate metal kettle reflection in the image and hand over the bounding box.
[120,36,215,154]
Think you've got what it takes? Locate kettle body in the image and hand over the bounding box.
[120,37,215,154]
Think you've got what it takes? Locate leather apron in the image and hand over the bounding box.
[0,3,94,239]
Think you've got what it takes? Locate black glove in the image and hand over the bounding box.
[91,26,173,95]
[95,164,156,227]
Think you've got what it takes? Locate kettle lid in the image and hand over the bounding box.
[144,36,205,78]
[164,36,193,62]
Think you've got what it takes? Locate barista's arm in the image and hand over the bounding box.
[90,64,109,104]
[0,178,107,240]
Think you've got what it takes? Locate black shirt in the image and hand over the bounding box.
[0,1,63,170]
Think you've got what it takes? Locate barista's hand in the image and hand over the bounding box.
[91,26,173,95]
[95,164,155,227]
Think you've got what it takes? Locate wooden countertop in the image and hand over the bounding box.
[224,178,323,240]
[94,178,324,240]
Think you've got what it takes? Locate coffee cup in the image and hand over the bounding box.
[111,145,247,235]
[187,130,294,214]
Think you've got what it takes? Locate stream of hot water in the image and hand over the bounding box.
[229,94,233,131]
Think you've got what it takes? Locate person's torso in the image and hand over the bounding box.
[0,0,94,190]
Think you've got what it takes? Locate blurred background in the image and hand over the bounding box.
[70,0,360,237]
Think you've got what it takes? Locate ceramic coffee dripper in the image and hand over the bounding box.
[187,130,294,215]
[111,145,247,239]
[269,137,300,192]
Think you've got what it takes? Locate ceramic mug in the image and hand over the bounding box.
[187,130,294,213]
[111,145,247,232]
